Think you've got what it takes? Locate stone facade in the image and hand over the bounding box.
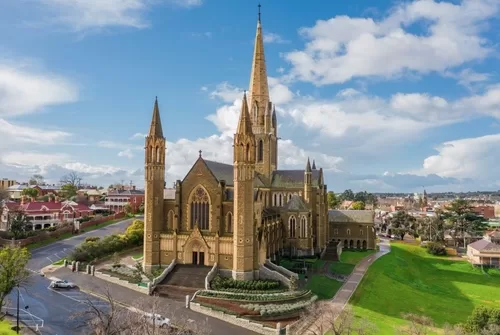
[143,13,368,279]
[328,210,376,250]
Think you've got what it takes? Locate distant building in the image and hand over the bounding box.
[6,184,28,200]
[0,179,16,190]
[467,239,500,267]
[105,186,144,213]
[328,210,376,250]
[1,199,93,231]
[471,205,495,219]
[32,185,61,196]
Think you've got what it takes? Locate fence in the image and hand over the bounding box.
[0,212,126,248]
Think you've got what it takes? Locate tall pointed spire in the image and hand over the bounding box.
[237,92,253,135]
[306,157,312,172]
[312,160,316,170]
[248,4,269,116]
[149,96,163,137]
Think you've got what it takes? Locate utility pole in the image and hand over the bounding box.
[16,284,19,333]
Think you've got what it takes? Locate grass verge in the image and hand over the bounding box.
[0,320,16,335]
[351,242,500,333]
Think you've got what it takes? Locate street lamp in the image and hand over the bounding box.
[13,285,29,334]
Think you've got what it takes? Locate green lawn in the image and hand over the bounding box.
[0,320,16,335]
[351,243,500,333]
[306,275,343,300]
[330,250,376,275]
[27,218,124,251]
[132,252,143,260]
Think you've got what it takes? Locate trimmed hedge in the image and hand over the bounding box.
[197,290,311,302]
[211,275,281,291]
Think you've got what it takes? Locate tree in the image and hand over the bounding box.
[398,313,434,335]
[60,184,78,199]
[8,210,32,239]
[138,202,144,214]
[340,189,355,201]
[389,211,417,240]
[444,199,488,247]
[0,246,31,311]
[327,192,340,209]
[21,188,38,199]
[303,303,377,335]
[366,193,378,208]
[419,214,446,242]
[61,171,83,188]
[123,203,133,215]
[351,201,365,210]
[0,188,9,202]
[462,306,500,334]
[29,174,44,186]
[354,191,368,203]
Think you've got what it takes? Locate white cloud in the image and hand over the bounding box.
[209,82,243,103]
[445,68,491,91]
[118,149,134,159]
[284,0,498,85]
[0,119,71,148]
[268,77,294,105]
[414,134,500,181]
[130,133,146,140]
[200,86,208,92]
[40,0,202,32]
[263,33,289,44]
[0,62,78,117]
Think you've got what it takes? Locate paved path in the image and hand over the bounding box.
[300,239,391,335]
[52,267,258,335]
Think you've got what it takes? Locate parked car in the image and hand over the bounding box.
[143,313,171,328]
[50,280,76,289]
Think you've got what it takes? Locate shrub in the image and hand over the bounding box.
[85,236,100,243]
[210,275,280,291]
[427,242,447,256]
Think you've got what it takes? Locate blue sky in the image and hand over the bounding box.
[1,0,500,193]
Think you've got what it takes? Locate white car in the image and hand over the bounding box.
[50,280,76,289]
[144,313,171,328]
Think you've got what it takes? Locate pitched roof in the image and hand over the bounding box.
[271,170,321,188]
[204,160,234,185]
[283,195,309,212]
[469,239,500,252]
[107,189,144,196]
[328,210,374,224]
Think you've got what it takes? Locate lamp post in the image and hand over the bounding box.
[16,284,19,334]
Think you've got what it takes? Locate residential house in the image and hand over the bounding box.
[32,185,61,196]
[328,210,376,250]
[77,188,106,203]
[105,187,144,213]
[6,184,28,200]
[0,199,93,231]
[0,179,16,190]
[471,205,495,219]
[467,238,500,267]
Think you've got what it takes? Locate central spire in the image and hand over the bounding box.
[148,96,163,138]
[248,4,269,120]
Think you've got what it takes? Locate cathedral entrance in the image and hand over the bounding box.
[192,251,205,265]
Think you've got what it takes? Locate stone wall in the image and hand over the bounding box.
[259,264,290,288]
[150,259,177,293]
[94,270,149,295]
[265,259,298,279]
[190,302,276,335]
[205,262,218,289]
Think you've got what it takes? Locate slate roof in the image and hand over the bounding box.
[263,207,281,217]
[203,160,267,187]
[107,189,144,196]
[469,239,500,252]
[271,170,321,188]
[283,195,309,212]
[328,210,374,224]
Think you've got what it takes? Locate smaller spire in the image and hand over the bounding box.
[258,3,261,23]
[199,150,202,157]
[236,91,253,135]
[306,157,312,172]
[148,96,163,137]
[312,160,316,170]
[272,105,277,127]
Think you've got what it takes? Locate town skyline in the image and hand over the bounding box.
[1,0,500,193]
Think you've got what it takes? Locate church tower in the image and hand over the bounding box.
[233,91,257,280]
[143,97,166,272]
[304,158,312,204]
[247,5,278,179]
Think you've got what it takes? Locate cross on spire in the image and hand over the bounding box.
[258,3,261,22]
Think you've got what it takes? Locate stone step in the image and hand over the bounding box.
[155,284,199,302]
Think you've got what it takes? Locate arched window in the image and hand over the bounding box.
[167,210,174,229]
[258,140,263,162]
[246,143,250,161]
[273,194,277,206]
[347,229,351,236]
[156,147,160,163]
[190,186,210,230]
[289,216,296,238]
[288,194,292,201]
[360,229,364,236]
[151,146,154,162]
[300,216,307,238]
[278,194,283,206]
[226,212,233,233]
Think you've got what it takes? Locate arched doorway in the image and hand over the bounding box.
[344,240,348,248]
[356,240,361,249]
[184,239,207,266]
[362,240,367,250]
[349,240,353,249]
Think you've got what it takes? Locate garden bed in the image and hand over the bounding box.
[195,297,259,316]
[197,290,312,303]
[99,267,141,284]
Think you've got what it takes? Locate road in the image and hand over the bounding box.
[5,216,140,335]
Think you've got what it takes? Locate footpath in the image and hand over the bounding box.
[301,240,391,335]
[50,267,257,335]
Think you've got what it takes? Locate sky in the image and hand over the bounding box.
[1,0,500,193]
